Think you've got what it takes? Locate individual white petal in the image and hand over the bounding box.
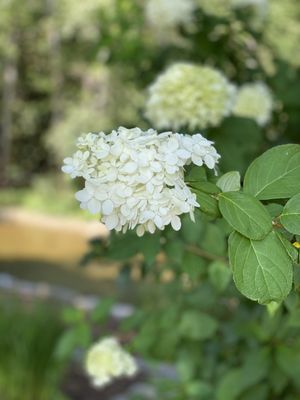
[85,181,96,194]
[94,189,108,201]
[171,215,181,231]
[191,154,204,166]
[204,154,216,169]
[75,189,91,202]
[147,220,156,234]
[151,161,162,172]
[62,165,74,174]
[167,137,179,151]
[136,225,145,237]
[154,215,163,229]
[121,161,138,174]
[146,181,154,193]
[102,199,114,215]
[105,214,119,230]
[165,164,177,174]
[177,149,190,160]
[87,198,101,214]
[63,157,73,164]
[165,153,178,165]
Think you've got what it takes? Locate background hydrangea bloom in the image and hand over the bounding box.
[145,63,236,130]
[264,0,300,68]
[232,82,273,126]
[196,0,267,19]
[196,0,234,17]
[145,0,195,30]
[85,337,137,388]
[62,127,220,236]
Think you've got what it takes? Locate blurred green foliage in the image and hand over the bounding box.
[1,0,300,399]
[0,301,67,400]
[0,0,300,185]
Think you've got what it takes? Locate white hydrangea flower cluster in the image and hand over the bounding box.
[85,337,137,388]
[264,0,300,68]
[62,127,220,236]
[196,0,234,17]
[232,82,273,126]
[145,63,236,131]
[196,0,268,19]
[145,0,195,30]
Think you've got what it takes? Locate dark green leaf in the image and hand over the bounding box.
[190,182,221,218]
[195,190,221,218]
[185,165,207,183]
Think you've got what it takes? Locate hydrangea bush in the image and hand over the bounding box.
[61,0,300,398]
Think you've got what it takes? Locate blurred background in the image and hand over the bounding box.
[0,0,300,399]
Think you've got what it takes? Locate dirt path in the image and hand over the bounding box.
[0,207,108,263]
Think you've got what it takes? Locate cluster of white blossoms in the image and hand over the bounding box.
[232,82,273,126]
[85,337,137,388]
[145,63,236,131]
[62,127,220,236]
[196,0,234,17]
[196,0,268,18]
[145,0,195,30]
[264,0,300,68]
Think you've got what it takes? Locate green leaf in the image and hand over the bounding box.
[280,193,300,235]
[240,384,269,400]
[194,181,221,195]
[185,165,207,183]
[55,324,91,360]
[185,381,213,398]
[244,144,300,200]
[190,182,221,218]
[202,223,227,256]
[194,190,221,218]
[294,264,300,291]
[138,233,161,265]
[165,239,184,264]
[90,298,114,323]
[218,191,272,240]
[179,311,218,340]
[276,232,299,263]
[265,203,284,219]
[183,251,207,279]
[208,260,231,292]
[229,231,293,303]
[181,214,206,244]
[276,345,300,388]
[211,117,263,173]
[216,171,241,192]
[217,349,270,400]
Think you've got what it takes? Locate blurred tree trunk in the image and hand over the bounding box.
[0,37,18,187]
[46,0,63,127]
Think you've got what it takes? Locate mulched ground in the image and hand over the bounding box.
[62,364,146,400]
